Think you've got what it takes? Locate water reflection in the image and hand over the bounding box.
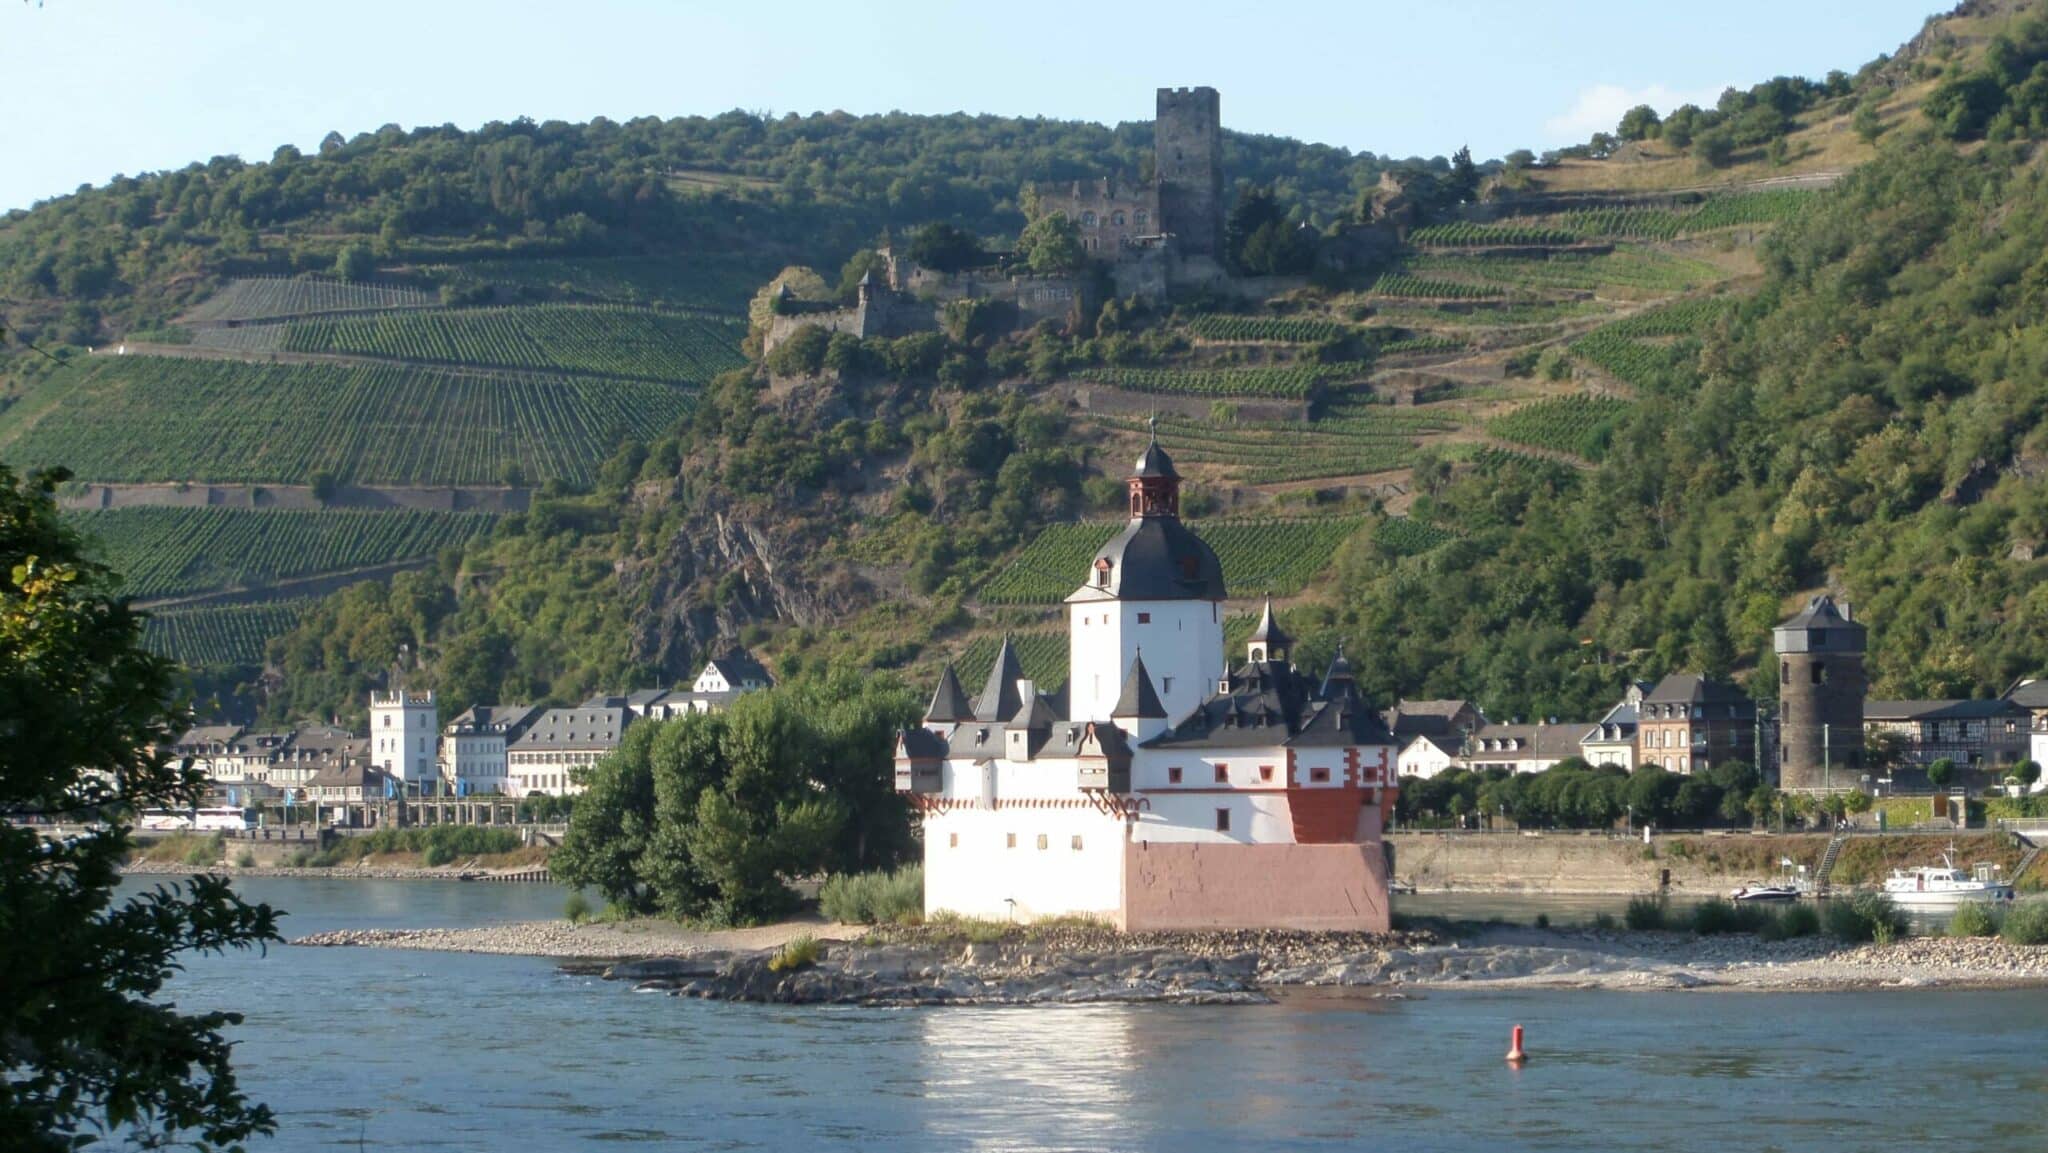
[912,1007,1139,1149]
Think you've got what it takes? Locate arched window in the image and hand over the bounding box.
[1112,211,1126,226]
[1082,211,1097,227]
[1135,210,1148,227]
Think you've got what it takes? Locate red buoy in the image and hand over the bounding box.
[1505,1024,1527,1064]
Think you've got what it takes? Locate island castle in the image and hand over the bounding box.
[894,434,1400,932]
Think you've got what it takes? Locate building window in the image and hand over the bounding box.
[1310,767,1330,783]
[1168,767,1183,784]
[1811,661,1825,685]
[1214,764,1228,784]
[1136,210,1149,227]
[1137,612,1151,624]
[1082,211,1097,226]
[1006,833,1017,849]
[1259,765,1274,782]
[1113,211,1126,226]
[1162,676,1175,694]
[1037,834,1049,851]
[1071,835,1084,851]
[1215,808,1231,832]
[948,832,958,848]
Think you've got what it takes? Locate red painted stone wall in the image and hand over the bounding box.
[1121,841,1392,932]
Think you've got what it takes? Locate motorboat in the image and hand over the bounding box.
[1882,847,2015,909]
[1729,882,1801,902]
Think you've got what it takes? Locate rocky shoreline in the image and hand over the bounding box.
[288,921,2048,1003]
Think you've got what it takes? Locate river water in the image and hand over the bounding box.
[141,877,2046,1152]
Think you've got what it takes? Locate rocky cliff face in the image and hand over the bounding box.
[622,496,873,679]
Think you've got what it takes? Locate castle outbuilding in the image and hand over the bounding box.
[896,435,1400,932]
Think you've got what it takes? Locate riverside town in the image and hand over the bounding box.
[9,2,2048,1150]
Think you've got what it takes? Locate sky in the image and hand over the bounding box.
[1,0,1945,213]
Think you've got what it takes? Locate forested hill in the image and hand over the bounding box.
[11,0,2048,731]
[0,109,1393,348]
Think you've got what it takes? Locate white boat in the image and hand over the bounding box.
[1729,882,1800,902]
[1881,848,2015,909]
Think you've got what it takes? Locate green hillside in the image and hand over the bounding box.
[279,305,745,382]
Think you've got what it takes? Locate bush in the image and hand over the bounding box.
[1825,892,1909,943]
[1624,894,1669,930]
[234,848,256,868]
[767,934,822,973]
[1948,901,2001,938]
[564,890,593,924]
[1534,913,1551,929]
[2000,900,2048,945]
[1591,912,1618,932]
[818,866,923,925]
[183,834,225,867]
[1758,904,1822,941]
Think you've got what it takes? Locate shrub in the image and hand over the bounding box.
[1826,892,1909,943]
[564,890,593,924]
[234,848,257,868]
[183,834,225,867]
[2000,900,2048,945]
[1759,904,1821,941]
[1534,913,1551,929]
[819,866,924,925]
[1689,899,1740,934]
[768,934,822,973]
[1591,912,1618,932]
[1624,894,1669,930]
[1948,901,2000,938]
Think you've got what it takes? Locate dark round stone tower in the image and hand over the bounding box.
[1773,595,1867,791]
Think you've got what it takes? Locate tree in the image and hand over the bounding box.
[1016,213,1086,276]
[1853,100,1885,144]
[333,243,373,282]
[1694,127,1738,168]
[1617,104,1664,142]
[1448,145,1480,203]
[0,465,280,1150]
[2016,759,2042,791]
[309,468,339,504]
[1927,757,1956,791]
[905,223,984,274]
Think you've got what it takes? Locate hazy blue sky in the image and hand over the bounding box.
[2,0,1943,213]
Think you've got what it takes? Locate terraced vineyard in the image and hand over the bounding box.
[431,255,771,312]
[283,304,745,383]
[0,357,693,485]
[1409,221,1579,247]
[1369,273,1502,300]
[187,325,287,353]
[978,517,1368,605]
[70,507,495,600]
[1186,315,1352,343]
[1410,250,1722,296]
[182,276,439,323]
[958,631,1071,691]
[1487,395,1634,460]
[1527,189,1820,242]
[1091,410,1460,485]
[142,600,314,667]
[1076,361,1372,399]
[1565,299,1725,388]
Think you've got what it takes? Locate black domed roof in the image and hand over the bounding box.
[1133,439,1179,479]
[1087,516,1225,601]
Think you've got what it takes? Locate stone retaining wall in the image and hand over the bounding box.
[1123,841,1391,932]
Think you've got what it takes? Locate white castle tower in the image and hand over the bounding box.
[1064,428,1227,724]
[370,689,438,788]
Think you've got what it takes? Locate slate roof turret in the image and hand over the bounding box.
[1112,653,1168,719]
[924,664,975,723]
[975,637,1025,722]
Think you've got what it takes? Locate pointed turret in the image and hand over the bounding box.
[1247,598,1291,664]
[1112,653,1168,719]
[1319,641,1357,701]
[924,664,974,725]
[975,637,1025,722]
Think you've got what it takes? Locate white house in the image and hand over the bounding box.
[896,438,1400,932]
[439,704,537,795]
[507,704,630,796]
[1464,722,1586,774]
[1397,733,1459,779]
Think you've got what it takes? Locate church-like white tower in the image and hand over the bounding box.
[1065,432,1226,724]
[370,689,438,789]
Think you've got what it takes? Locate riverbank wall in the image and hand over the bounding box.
[1388,831,2031,894]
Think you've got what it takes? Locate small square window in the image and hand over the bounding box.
[948,832,959,848]
[1006,833,1017,849]
[1137,612,1151,624]
[1168,767,1183,784]
[1071,835,1084,851]
[1214,764,1228,784]
[1259,765,1274,782]
[1310,767,1330,783]
[1037,834,1049,850]
[1215,808,1231,832]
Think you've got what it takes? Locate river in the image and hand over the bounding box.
[142,877,2046,1152]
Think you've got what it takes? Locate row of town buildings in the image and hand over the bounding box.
[1392,597,2048,793]
[165,653,774,819]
